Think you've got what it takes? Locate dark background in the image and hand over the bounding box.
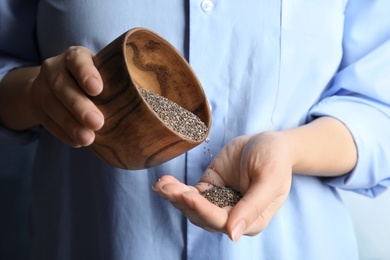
[0,142,36,260]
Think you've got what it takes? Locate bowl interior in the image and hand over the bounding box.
[90,28,211,169]
[124,29,211,130]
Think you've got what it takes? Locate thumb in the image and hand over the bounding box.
[226,181,288,241]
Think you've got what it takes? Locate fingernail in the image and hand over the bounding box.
[231,219,246,242]
[160,185,170,194]
[160,186,176,202]
[84,110,104,130]
[151,181,161,191]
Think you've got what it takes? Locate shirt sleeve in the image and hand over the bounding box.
[0,0,41,144]
[308,0,390,197]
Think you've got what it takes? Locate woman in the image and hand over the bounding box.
[1,0,389,259]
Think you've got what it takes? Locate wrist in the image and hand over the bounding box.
[277,117,357,176]
[251,131,296,173]
[0,66,40,130]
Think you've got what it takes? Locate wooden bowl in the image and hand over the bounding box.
[89,28,211,170]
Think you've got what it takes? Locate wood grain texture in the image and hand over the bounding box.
[89,28,211,170]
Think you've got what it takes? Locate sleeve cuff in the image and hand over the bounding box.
[309,95,390,197]
[0,57,35,82]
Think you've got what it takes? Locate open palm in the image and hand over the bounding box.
[153,132,292,241]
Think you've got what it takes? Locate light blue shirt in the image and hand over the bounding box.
[1,0,390,259]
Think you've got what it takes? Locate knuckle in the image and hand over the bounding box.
[65,46,81,61]
[70,94,82,109]
[50,73,65,92]
[69,95,87,116]
[41,57,55,72]
[65,46,90,63]
[65,46,95,79]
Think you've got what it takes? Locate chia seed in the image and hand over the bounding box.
[201,186,242,208]
[138,87,208,141]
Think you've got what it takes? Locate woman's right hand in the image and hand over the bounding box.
[28,46,104,147]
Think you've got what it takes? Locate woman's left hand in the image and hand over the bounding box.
[153,132,293,241]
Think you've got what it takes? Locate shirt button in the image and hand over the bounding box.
[201,0,214,13]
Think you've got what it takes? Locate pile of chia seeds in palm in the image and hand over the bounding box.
[201,186,242,208]
[138,87,208,142]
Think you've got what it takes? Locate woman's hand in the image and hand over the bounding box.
[153,132,293,241]
[30,46,105,147]
[0,46,105,147]
[153,117,357,241]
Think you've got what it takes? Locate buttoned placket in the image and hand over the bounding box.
[200,0,214,13]
[186,1,223,260]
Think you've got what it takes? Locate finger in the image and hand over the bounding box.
[244,198,284,236]
[155,175,182,186]
[161,187,237,235]
[226,182,288,241]
[153,176,230,233]
[172,191,229,233]
[40,112,82,148]
[153,175,182,196]
[40,91,95,147]
[31,74,95,147]
[42,62,104,131]
[64,46,103,96]
[153,175,195,200]
[197,167,226,187]
[159,182,197,200]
